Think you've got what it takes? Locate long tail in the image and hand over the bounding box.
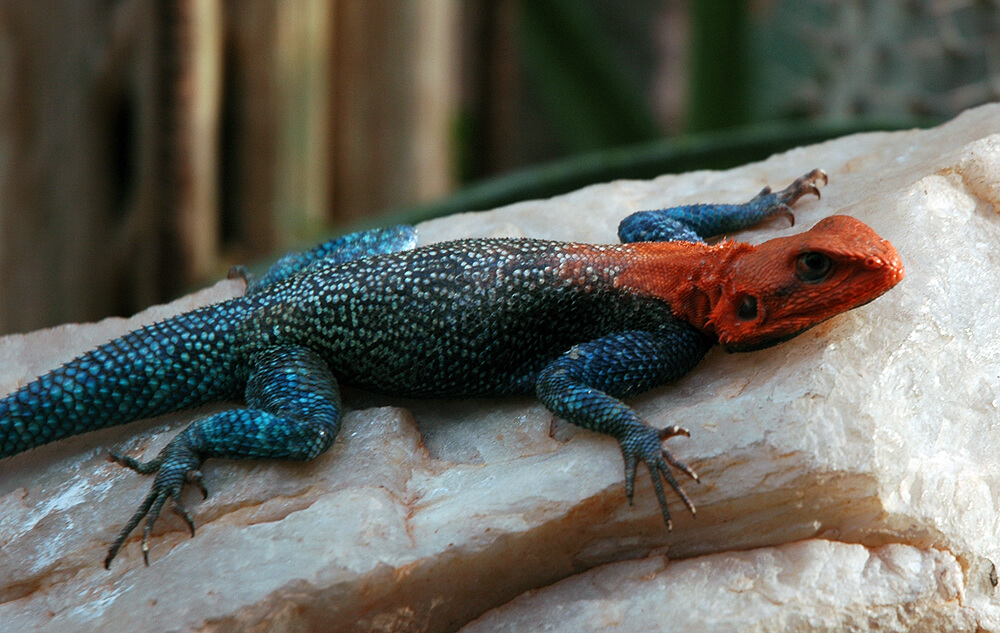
[0,301,251,458]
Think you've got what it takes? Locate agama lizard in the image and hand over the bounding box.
[0,170,904,568]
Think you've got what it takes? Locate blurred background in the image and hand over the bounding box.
[0,0,998,334]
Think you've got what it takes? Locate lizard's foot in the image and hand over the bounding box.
[772,169,828,223]
[621,424,699,529]
[778,168,827,203]
[748,169,828,229]
[105,440,207,569]
[616,168,828,243]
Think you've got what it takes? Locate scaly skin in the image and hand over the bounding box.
[0,170,904,568]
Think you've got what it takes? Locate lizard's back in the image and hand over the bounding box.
[249,237,679,397]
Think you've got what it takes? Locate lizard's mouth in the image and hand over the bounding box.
[721,325,814,353]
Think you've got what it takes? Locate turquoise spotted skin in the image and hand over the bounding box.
[0,171,826,567]
[242,225,419,293]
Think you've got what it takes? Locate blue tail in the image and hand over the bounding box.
[0,301,249,458]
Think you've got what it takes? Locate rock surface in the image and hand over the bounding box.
[460,541,971,633]
[2,104,999,632]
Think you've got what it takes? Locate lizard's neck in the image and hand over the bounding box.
[611,240,750,338]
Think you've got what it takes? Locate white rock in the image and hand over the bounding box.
[460,540,973,633]
[1,104,999,632]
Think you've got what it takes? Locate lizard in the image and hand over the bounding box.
[0,169,904,568]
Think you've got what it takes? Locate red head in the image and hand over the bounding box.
[709,215,904,351]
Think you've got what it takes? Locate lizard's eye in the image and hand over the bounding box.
[795,252,833,283]
[736,295,758,320]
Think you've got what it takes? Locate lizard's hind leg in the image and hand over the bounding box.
[104,345,341,568]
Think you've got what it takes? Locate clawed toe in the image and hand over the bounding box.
[621,426,700,530]
[776,205,795,227]
[106,483,200,568]
[105,489,158,569]
[104,443,205,569]
[109,451,161,475]
[186,469,209,499]
[658,425,690,441]
[779,169,828,206]
[172,499,198,536]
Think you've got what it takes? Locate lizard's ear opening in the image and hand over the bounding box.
[736,295,758,321]
[708,292,764,346]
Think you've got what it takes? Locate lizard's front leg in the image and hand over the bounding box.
[535,321,714,527]
[618,169,827,244]
[104,345,341,568]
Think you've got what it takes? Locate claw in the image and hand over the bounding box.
[656,426,699,482]
[110,451,162,475]
[141,492,170,566]
[658,425,690,441]
[648,465,674,531]
[777,204,795,227]
[104,442,204,569]
[105,490,157,569]
[744,170,824,231]
[659,457,697,515]
[186,469,209,499]
[624,454,638,504]
[621,424,700,530]
[777,168,828,206]
[660,449,699,483]
[171,499,198,537]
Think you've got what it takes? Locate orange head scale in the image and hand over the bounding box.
[710,215,904,352]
